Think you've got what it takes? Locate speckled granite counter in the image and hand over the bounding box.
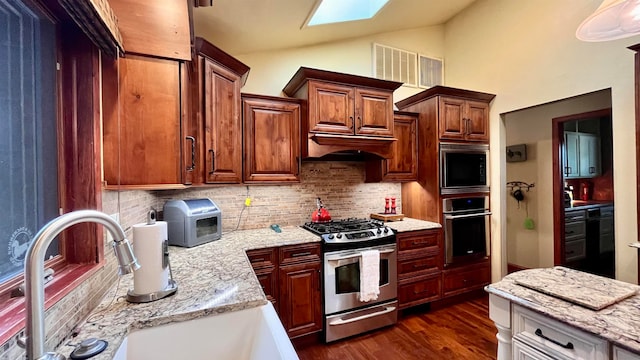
[383,217,441,232]
[485,267,640,354]
[56,218,438,359]
[56,226,319,359]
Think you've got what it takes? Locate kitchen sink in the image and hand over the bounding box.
[113,302,298,360]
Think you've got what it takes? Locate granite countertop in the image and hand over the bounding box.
[485,267,640,354]
[57,217,439,359]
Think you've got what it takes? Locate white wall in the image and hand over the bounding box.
[235,26,445,102]
[445,0,639,283]
[504,90,612,269]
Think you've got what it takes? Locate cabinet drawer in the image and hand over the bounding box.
[565,221,585,239]
[398,256,439,276]
[565,239,586,262]
[600,206,614,218]
[398,277,441,306]
[613,346,640,360]
[565,210,585,221]
[246,248,277,269]
[442,263,491,296]
[279,243,321,266]
[600,217,613,234]
[513,339,558,360]
[397,230,440,252]
[512,305,609,360]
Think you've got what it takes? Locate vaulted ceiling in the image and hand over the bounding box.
[193,0,477,55]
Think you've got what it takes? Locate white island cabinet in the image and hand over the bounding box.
[486,267,640,360]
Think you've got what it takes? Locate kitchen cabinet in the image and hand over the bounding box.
[246,242,322,339]
[242,94,302,183]
[442,260,491,298]
[614,346,640,360]
[103,54,187,188]
[563,131,601,178]
[190,37,250,184]
[564,209,586,266]
[397,229,442,309]
[365,111,418,182]
[512,304,609,360]
[278,243,322,339]
[246,248,278,308]
[438,96,490,142]
[282,67,402,159]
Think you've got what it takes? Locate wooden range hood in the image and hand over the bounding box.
[283,67,402,159]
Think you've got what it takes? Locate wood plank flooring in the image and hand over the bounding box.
[295,295,497,360]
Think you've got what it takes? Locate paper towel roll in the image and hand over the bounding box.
[132,221,169,295]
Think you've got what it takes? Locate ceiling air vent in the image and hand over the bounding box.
[418,54,443,88]
[373,43,417,87]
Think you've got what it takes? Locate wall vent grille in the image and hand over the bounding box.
[373,43,443,89]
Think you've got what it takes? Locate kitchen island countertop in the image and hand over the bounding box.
[485,267,640,354]
[56,217,438,359]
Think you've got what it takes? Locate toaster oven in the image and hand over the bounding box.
[163,198,222,247]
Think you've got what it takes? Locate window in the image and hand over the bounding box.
[0,0,104,344]
[0,0,60,283]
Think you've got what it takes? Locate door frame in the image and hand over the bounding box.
[551,108,612,265]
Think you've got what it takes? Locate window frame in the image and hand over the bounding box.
[0,0,105,345]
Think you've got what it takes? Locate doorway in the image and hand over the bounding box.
[552,108,615,278]
[504,89,613,274]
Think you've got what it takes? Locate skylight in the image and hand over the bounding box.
[306,0,390,27]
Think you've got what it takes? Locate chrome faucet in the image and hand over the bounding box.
[23,210,140,360]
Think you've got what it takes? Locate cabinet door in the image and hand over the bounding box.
[308,80,354,134]
[438,97,466,140]
[579,134,601,177]
[104,55,182,186]
[564,132,580,179]
[255,267,278,310]
[464,100,490,142]
[203,59,242,183]
[382,113,417,181]
[243,96,301,182]
[355,87,394,136]
[278,261,323,338]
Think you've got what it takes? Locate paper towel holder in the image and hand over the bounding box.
[126,210,178,303]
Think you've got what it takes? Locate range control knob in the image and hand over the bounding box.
[328,234,335,239]
[376,228,383,234]
[383,227,390,233]
[336,233,343,239]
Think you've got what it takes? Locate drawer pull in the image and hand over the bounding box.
[411,240,430,246]
[292,251,311,257]
[252,258,265,262]
[566,231,575,234]
[413,289,432,295]
[535,328,574,350]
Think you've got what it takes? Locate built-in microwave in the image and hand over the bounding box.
[440,143,489,194]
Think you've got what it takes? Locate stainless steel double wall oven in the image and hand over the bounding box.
[440,143,491,266]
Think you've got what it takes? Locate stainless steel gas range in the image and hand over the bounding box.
[302,218,398,342]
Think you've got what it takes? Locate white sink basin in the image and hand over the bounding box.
[113,302,299,360]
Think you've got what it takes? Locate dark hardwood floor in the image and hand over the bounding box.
[296,295,497,360]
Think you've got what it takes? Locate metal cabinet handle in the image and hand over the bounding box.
[589,166,596,174]
[185,136,196,171]
[534,328,574,349]
[565,166,572,175]
[295,156,300,176]
[208,149,215,175]
[329,306,396,326]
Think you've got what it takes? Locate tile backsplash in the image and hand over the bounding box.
[0,161,400,359]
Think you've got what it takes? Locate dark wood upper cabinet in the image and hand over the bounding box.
[190,37,250,184]
[438,97,490,142]
[242,94,302,183]
[103,54,186,188]
[108,0,191,60]
[366,111,418,182]
[283,67,402,159]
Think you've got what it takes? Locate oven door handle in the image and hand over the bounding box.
[443,211,492,220]
[326,248,395,262]
[328,305,397,326]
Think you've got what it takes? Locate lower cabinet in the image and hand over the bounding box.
[246,242,322,339]
[397,228,442,309]
[442,260,491,298]
[512,304,609,360]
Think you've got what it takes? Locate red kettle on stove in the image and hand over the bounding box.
[312,197,331,223]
